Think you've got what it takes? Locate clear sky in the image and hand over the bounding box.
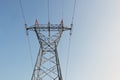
[0,0,120,80]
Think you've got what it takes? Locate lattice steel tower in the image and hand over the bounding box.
[26,19,72,80]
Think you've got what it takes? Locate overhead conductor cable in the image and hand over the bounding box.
[65,0,76,80]
[19,0,34,67]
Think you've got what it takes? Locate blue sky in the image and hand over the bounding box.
[0,0,120,80]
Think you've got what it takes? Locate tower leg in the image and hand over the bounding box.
[31,42,63,80]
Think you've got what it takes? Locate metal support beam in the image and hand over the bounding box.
[27,20,71,80]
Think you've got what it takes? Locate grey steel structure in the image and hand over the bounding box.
[26,20,72,80]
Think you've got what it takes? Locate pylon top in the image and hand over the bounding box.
[26,20,71,32]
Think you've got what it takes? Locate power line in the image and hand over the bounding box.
[62,0,64,19]
[71,0,76,24]
[48,0,50,22]
[65,0,76,80]
[19,0,26,24]
[19,0,33,68]
[26,35,34,67]
[65,35,72,80]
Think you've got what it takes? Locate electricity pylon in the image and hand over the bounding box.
[26,19,72,80]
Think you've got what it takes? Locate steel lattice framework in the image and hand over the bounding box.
[26,20,71,80]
